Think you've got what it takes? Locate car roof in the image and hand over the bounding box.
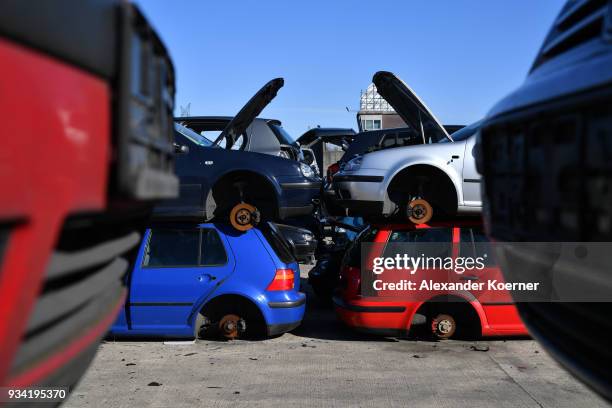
[373,218,483,231]
[175,116,281,126]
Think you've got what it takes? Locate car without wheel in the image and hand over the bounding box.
[333,220,528,339]
[110,222,306,339]
[154,78,322,231]
[332,71,482,224]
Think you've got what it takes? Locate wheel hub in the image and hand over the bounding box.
[411,204,426,219]
[219,314,245,339]
[235,208,252,225]
[437,319,453,334]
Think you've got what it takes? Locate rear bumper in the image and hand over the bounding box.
[264,292,306,335]
[267,320,302,336]
[268,293,306,309]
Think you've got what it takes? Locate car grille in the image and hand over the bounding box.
[481,93,612,242]
[114,3,177,201]
[533,0,610,69]
[516,302,612,398]
[10,216,140,384]
[0,225,9,268]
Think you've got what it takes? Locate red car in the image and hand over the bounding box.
[0,1,176,390]
[333,220,528,339]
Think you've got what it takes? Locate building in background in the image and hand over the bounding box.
[356,84,406,131]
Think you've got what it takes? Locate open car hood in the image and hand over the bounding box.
[214,78,284,149]
[296,128,356,148]
[372,71,451,143]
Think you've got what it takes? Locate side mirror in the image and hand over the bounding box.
[174,143,189,154]
[341,141,349,151]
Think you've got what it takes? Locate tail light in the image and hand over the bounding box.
[326,162,340,183]
[267,269,294,291]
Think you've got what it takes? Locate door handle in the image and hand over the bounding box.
[460,275,479,281]
[197,274,217,282]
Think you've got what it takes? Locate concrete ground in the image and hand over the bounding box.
[66,266,609,408]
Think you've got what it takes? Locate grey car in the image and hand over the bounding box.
[332,71,482,223]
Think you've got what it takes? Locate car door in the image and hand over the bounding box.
[128,227,234,332]
[458,227,523,331]
[461,134,482,206]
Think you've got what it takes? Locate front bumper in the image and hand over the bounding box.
[331,170,389,216]
[278,179,321,219]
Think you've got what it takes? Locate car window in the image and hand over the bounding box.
[385,228,453,259]
[143,228,227,267]
[459,227,496,266]
[143,229,200,267]
[260,225,295,264]
[344,226,379,267]
[201,229,228,265]
[174,122,213,147]
[269,123,297,146]
[200,130,222,144]
[440,120,482,143]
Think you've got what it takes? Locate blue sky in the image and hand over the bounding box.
[137,0,565,138]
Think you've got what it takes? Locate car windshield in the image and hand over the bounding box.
[440,120,483,143]
[174,122,215,147]
[269,123,298,147]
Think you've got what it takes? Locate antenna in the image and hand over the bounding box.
[179,102,191,117]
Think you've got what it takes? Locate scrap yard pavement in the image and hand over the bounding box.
[66,266,609,408]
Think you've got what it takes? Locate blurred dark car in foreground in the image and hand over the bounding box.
[477,0,612,400]
[0,0,176,391]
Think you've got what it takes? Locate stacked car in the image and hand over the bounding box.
[114,78,322,341]
[319,71,529,340]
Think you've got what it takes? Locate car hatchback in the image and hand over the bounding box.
[110,223,306,339]
[334,220,528,339]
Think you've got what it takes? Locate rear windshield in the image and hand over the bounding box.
[343,226,379,268]
[260,225,296,264]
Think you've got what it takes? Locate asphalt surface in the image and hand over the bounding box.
[66,265,609,408]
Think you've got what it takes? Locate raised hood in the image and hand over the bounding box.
[214,78,284,149]
[372,71,451,143]
[296,128,356,148]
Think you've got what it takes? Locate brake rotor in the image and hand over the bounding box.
[219,314,245,339]
[431,313,456,339]
[407,198,433,224]
[229,203,260,231]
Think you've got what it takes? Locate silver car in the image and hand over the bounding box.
[332,71,482,223]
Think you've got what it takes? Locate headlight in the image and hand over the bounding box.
[300,162,315,178]
[343,156,363,171]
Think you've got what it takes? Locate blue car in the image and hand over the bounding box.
[110,223,306,339]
